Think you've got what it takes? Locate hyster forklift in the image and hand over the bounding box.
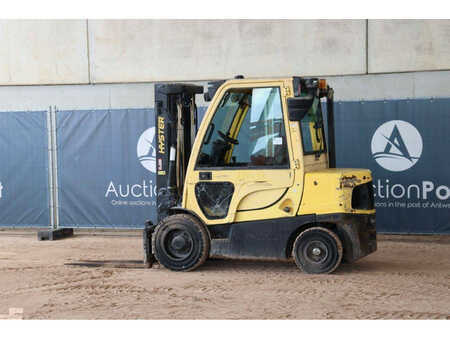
[143,76,377,274]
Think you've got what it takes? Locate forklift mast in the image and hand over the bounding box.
[154,83,203,222]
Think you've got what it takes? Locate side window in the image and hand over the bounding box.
[197,87,289,168]
[300,97,326,154]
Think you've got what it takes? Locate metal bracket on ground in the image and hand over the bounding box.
[37,228,74,241]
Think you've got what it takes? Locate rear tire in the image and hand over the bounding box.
[152,214,210,271]
[292,227,343,274]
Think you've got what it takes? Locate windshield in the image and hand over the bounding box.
[197,87,289,168]
[300,97,326,155]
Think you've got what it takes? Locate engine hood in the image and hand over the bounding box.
[298,168,374,215]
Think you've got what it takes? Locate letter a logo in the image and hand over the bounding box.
[371,120,422,172]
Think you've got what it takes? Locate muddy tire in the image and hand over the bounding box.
[292,227,343,274]
[152,214,210,271]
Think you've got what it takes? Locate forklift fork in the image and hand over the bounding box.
[143,221,156,268]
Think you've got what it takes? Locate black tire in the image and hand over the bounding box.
[292,227,343,274]
[152,214,210,271]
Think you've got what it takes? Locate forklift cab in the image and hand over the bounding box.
[184,78,329,226]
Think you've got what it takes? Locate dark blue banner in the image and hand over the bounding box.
[0,111,50,227]
[334,98,450,234]
[56,109,157,228]
[3,103,446,233]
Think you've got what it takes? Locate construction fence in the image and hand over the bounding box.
[0,99,448,233]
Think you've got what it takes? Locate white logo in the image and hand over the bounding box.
[137,127,156,173]
[0,181,3,199]
[371,120,422,172]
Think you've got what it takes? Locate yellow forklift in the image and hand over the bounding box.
[143,76,376,274]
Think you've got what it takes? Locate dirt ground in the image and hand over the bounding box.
[0,230,449,320]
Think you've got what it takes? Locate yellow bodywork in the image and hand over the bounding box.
[298,168,375,216]
[182,77,374,226]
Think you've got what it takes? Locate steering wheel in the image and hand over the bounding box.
[218,130,239,145]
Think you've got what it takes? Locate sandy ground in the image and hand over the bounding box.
[0,230,449,320]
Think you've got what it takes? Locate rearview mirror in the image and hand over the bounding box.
[287,96,314,121]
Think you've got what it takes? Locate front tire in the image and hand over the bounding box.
[152,214,210,271]
[292,227,343,274]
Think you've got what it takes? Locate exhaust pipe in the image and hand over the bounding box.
[326,88,336,168]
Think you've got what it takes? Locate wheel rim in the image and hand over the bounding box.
[303,240,329,264]
[162,229,194,261]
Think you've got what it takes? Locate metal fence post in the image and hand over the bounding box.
[46,107,55,229]
[51,106,60,229]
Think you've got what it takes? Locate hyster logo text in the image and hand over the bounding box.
[137,127,156,173]
[371,120,423,172]
[158,116,165,154]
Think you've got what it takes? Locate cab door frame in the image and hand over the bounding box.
[183,78,305,226]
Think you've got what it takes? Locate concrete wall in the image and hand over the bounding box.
[0,19,449,86]
[0,20,88,85]
[328,70,450,101]
[0,71,449,112]
[369,20,450,73]
[88,20,366,82]
[0,83,154,111]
